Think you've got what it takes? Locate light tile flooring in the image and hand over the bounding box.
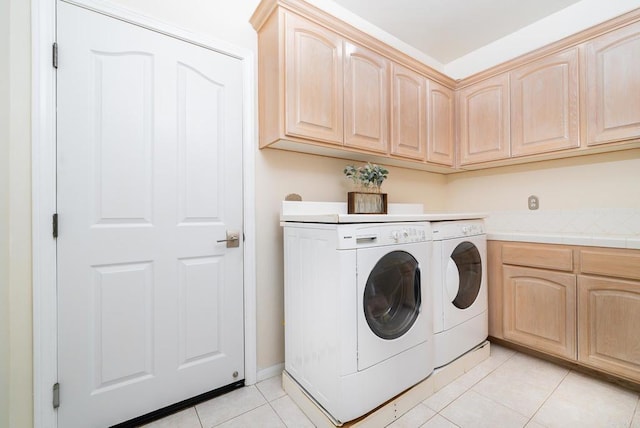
[143,344,640,428]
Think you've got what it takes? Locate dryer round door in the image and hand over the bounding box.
[445,241,482,308]
[442,235,488,330]
[363,251,421,340]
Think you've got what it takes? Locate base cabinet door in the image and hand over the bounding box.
[578,275,640,381]
[503,266,577,359]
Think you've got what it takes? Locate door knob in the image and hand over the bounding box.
[217,230,240,248]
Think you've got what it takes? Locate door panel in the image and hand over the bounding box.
[391,64,427,160]
[57,3,244,427]
[285,12,343,144]
[578,275,640,381]
[586,21,640,145]
[510,48,580,156]
[458,73,510,165]
[344,41,389,153]
[503,266,576,360]
[177,64,225,222]
[427,80,455,166]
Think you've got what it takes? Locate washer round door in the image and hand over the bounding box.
[363,251,421,340]
[356,241,431,372]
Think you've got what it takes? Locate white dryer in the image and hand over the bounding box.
[282,221,434,424]
[432,220,487,368]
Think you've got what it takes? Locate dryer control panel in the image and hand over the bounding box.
[337,222,432,249]
[431,220,485,241]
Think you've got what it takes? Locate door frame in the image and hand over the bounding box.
[31,1,257,426]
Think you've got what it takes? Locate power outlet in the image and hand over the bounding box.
[528,195,539,210]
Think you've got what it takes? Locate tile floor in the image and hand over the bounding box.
[142,344,640,428]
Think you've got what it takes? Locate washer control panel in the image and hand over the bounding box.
[337,222,432,249]
[389,227,426,243]
[460,223,483,236]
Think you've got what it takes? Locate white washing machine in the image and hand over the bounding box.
[282,221,434,424]
[432,220,488,368]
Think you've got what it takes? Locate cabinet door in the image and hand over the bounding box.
[511,49,580,157]
[578,276,640,382]
[427,80,455,166]
[391,64,426,160]
[503,266,576,359]
[343,42,389,153]
[284,13,343,145]
[586,21,640,146]
[458,74,510,165]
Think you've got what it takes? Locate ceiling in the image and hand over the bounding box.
[330,0,583,64]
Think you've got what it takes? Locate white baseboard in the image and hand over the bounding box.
[256,363,285,383]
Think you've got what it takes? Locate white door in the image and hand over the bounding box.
[56,2,244,427]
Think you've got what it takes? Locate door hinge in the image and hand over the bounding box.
[52,42,58,69]
[52,382,60,409]
[52,213,58,238]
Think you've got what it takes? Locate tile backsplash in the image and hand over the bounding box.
[485,209,640,237]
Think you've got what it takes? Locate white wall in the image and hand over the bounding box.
[0,0,11,426]
[4,0,33,426]
[446,150,640,211]
[108,0,261,52]
[445,0,640,78]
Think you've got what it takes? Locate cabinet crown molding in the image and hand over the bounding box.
[253,1,640,89]
[250,0,456,88]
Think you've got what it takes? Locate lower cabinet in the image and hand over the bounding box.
[503,266,576,360]
[577,275,640,381]
[488,241,640,383]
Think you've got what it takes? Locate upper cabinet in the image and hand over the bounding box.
[344,41,389,153]
[457,73,511,165]
[586,20,640,146]
[391,64,427,161]
[253,0,640,172]
[252,4,457,172]
[284,13,344,145]
[510,49,580,157]
[428,81,455,166]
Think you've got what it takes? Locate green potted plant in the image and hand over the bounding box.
[343,163,389,193]
[343,163,389,213]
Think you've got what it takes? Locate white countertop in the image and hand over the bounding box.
[281,212,488,223]
[280,201,487,223]
[487,232,640,250]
